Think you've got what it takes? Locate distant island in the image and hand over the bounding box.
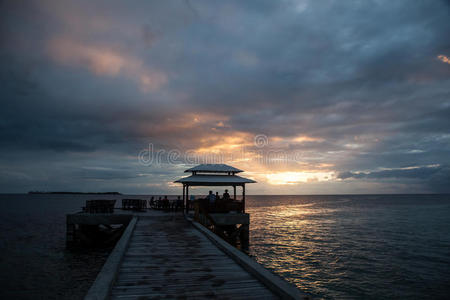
[28,191,122,195]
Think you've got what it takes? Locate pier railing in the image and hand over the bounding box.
[121,199,147,211]
[193,199,249,249]
[83,200,116,213]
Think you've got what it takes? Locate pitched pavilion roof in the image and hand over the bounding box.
[175,164,255,186]
[175,174,255,184]
[184,164,243,173]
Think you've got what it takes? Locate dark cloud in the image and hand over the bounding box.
[0,0,449,193]
[338,165,450,193]
[337,165,443,180]
[76,168,147,180]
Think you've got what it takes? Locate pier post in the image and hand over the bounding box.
[66,220,76,248]
[240,224,249,250]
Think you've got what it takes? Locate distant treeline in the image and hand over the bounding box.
[28,191,122,195]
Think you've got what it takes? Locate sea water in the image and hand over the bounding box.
[0,194,449,299]
[247,195,450,299]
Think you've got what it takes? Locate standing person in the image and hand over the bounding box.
[222,189,230,201]
[215,192,220,202]
[163,195,169,210]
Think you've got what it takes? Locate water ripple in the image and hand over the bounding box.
[247,194,450,299]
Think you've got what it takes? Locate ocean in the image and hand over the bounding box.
[0,194,449,299]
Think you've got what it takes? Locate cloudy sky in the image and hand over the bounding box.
[1,0,449,194]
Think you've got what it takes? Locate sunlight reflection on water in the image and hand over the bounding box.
[247,195,450,299]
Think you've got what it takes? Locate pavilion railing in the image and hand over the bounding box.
[194,199,244,225]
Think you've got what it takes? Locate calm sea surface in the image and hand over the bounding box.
[0,194,449,299]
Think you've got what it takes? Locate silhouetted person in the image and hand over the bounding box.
[176,196,183,211]
[149,196,155,208]
[223,189,230,201]
[215,192,220,201]
[207,190,216,203]
[163,195,169,210]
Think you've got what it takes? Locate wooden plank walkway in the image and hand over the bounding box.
[110,215,278,299]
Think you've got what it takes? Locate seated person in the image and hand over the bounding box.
[222,189,231,201]
[207,190,216,203]
[158,196,162,209]
[176,196,183,210]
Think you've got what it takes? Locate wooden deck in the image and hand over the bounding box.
[110,215,278,299]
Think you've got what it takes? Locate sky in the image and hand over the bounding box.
[0,0,449,194]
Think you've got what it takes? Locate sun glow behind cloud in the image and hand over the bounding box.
[265,171,334,185]
[195,133,253,154]
[47,38,167,92]
[437,55,450,64]
[293,136,324,143]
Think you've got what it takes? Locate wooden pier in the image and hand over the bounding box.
[75,209,308,300]
[74,164,308,299]
[111,214,275,299]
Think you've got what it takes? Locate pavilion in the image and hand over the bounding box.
[174,164,256,213]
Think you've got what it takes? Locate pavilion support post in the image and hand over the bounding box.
[185,185,189,214]
[182,184,185,210]
[242,184,245,213]
[233,185,236,200]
